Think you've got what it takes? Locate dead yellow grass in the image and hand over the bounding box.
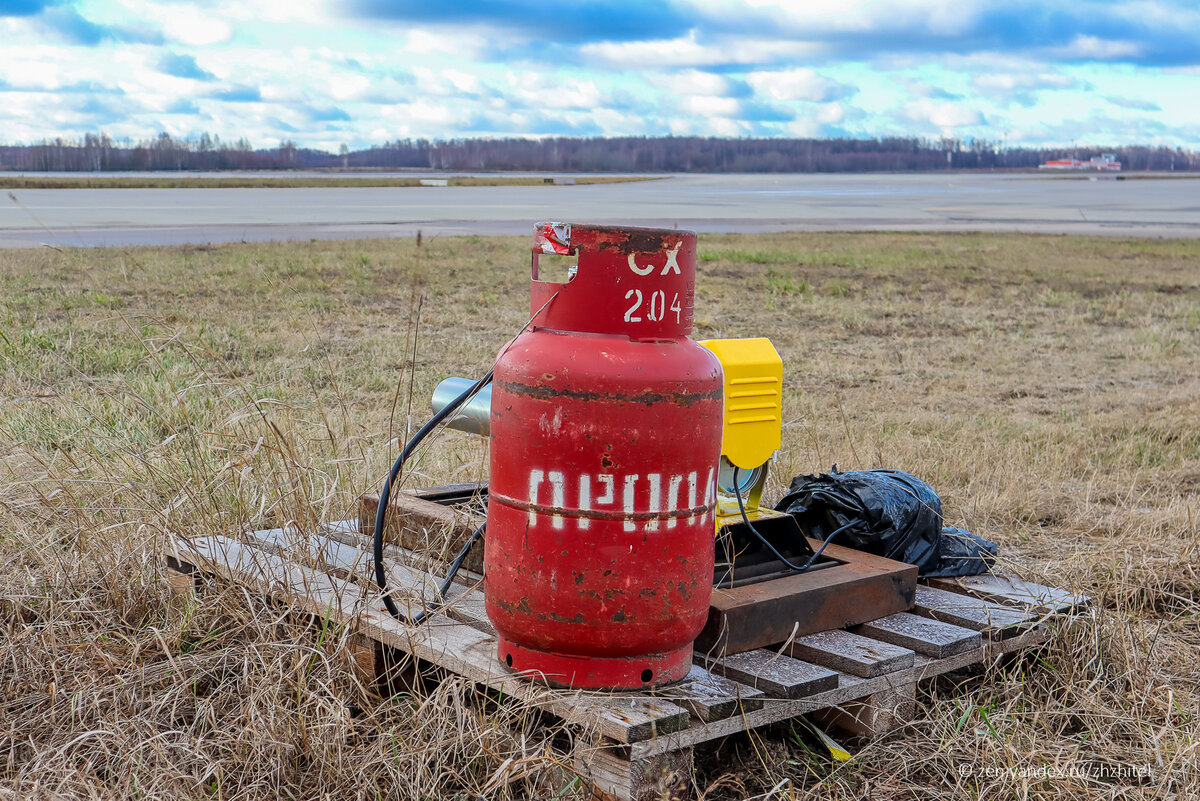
[1,231,1197,799]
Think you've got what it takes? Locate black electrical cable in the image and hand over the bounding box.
[374,371,493,621]
[731,465,857,573]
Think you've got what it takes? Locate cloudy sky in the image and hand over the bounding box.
[1,0,1196,150]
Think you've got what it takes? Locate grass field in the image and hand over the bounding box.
[0,174,655,190]
[1,232,1197,799]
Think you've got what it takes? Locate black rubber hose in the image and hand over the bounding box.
[731,465,855,573]
[374,371,493,621]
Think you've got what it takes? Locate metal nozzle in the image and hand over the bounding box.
[431,377,492,436]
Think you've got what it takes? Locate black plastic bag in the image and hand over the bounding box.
[775,468,997,577]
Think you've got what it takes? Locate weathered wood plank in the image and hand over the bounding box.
[576,743,692,801]
[927,574,1089,614]
[912,585,1036,639]
[242,524,495,634]
[814,681,917,739]
[662,665,765,723]
[854,612,982,658]
[360,488,486,573]
[786,629,915,678]
[564,697,692,743]
[698,648,839,698]
[166,567,197,596]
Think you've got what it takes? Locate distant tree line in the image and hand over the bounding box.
[1,132,1195,173]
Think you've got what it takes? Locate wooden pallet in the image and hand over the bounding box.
[165,521,1089,801]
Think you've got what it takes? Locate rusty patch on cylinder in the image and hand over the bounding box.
[494,378,721,406]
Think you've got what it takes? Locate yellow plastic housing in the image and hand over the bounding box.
[699,337,783,470]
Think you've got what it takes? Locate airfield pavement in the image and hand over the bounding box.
[1,171,1198,248]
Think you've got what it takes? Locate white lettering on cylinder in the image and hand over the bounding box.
[702,466,716,524]
[528,469,544,527]
[524,468,708,532]
[661,242,681,275]
[577,475,591,530]
[596,474,614,505]
[622,474,640,532]
[666,474,683,529]
[645,473,662,531]
[686,471,699,525]
[627,254,655,277]
[548,471,566,529]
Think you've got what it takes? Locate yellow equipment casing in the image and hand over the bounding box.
[699,338,783,522]
[700,337,783,468]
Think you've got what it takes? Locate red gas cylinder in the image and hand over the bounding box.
[485,222,723,689]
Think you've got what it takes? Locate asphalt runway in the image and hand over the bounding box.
[2,172,1197,248]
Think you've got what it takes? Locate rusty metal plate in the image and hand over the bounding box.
[695,536,918,657]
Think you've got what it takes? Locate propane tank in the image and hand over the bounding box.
[485,222,723,689]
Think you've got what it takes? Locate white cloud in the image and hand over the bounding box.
[220,0,331,25]
[591,108,652,135]
[325,73,372,102]
[781,100,845,136]
[703,0,981,32]
[817,102,845,124]
[404,29,493,60]
[903,98,985,128]
[582,34,826,69]
[1047,35,1141,61]
[678,95,742,117]
[163,7,232,45]
[665,113,747,136]
[746,68,846,102]
[972,72,1078,92]
[504,72,607,110]
[646,69,739,97]
[381,101,462,128]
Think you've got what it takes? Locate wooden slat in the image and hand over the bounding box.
[242,524,496,634]
[662,665,765,723]
[699,648,838,698]
[173,535,364,604]
[166,568,196,596]
[248,526,443,616]
[912,585,1036,640]
[575,743,692,801]
[565,697,692,743]
[786,629,915,678]
[630,625,1050,759]
[927,574,1089,614]
[359,490,486,574]
[322,518,485,585]
[814,681,917,739]
[170,534,689,744]
[441,581,491,630]
[854,612,982,658]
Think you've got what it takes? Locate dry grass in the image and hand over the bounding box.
[1,231,1197,799]
[0,175,655,189]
